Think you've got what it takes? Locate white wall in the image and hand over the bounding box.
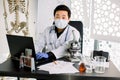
[0,0,38,63]
[0,0,10,62]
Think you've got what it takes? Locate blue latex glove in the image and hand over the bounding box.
[36,52,49,60]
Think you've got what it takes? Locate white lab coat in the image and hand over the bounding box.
[35,24,80,59]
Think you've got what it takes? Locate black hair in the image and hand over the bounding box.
[54,5,71,18]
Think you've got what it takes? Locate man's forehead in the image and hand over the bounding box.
[55,11,68,15]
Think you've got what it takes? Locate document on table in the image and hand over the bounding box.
[37,60,79,74]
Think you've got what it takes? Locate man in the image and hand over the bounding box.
[35,4,80,60]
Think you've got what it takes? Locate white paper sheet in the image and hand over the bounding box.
[37,60,79,74]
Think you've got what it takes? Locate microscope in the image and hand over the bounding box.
[67,30,82,62]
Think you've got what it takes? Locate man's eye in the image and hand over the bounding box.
[56,17,60,19]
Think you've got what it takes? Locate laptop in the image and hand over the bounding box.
[6,34,52,66]
[6,34,36,62]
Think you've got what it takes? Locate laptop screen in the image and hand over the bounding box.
[6,34,36,61]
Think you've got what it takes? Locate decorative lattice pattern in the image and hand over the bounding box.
[71,0,94,56]
[71,0,120,71]
[92,0,120,71]
[91,0,120,42]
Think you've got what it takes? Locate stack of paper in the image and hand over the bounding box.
[37,60,79,74]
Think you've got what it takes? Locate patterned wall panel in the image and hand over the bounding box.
[91,0,120,71]
[71,0,94,56]
[71,0,120,71]
[91,0,120,42]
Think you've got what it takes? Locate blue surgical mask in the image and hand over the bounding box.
[55,19,68,29]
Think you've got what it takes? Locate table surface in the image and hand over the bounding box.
[0,58,120,80]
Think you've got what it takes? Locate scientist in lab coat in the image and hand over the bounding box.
[35,4,80,60]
